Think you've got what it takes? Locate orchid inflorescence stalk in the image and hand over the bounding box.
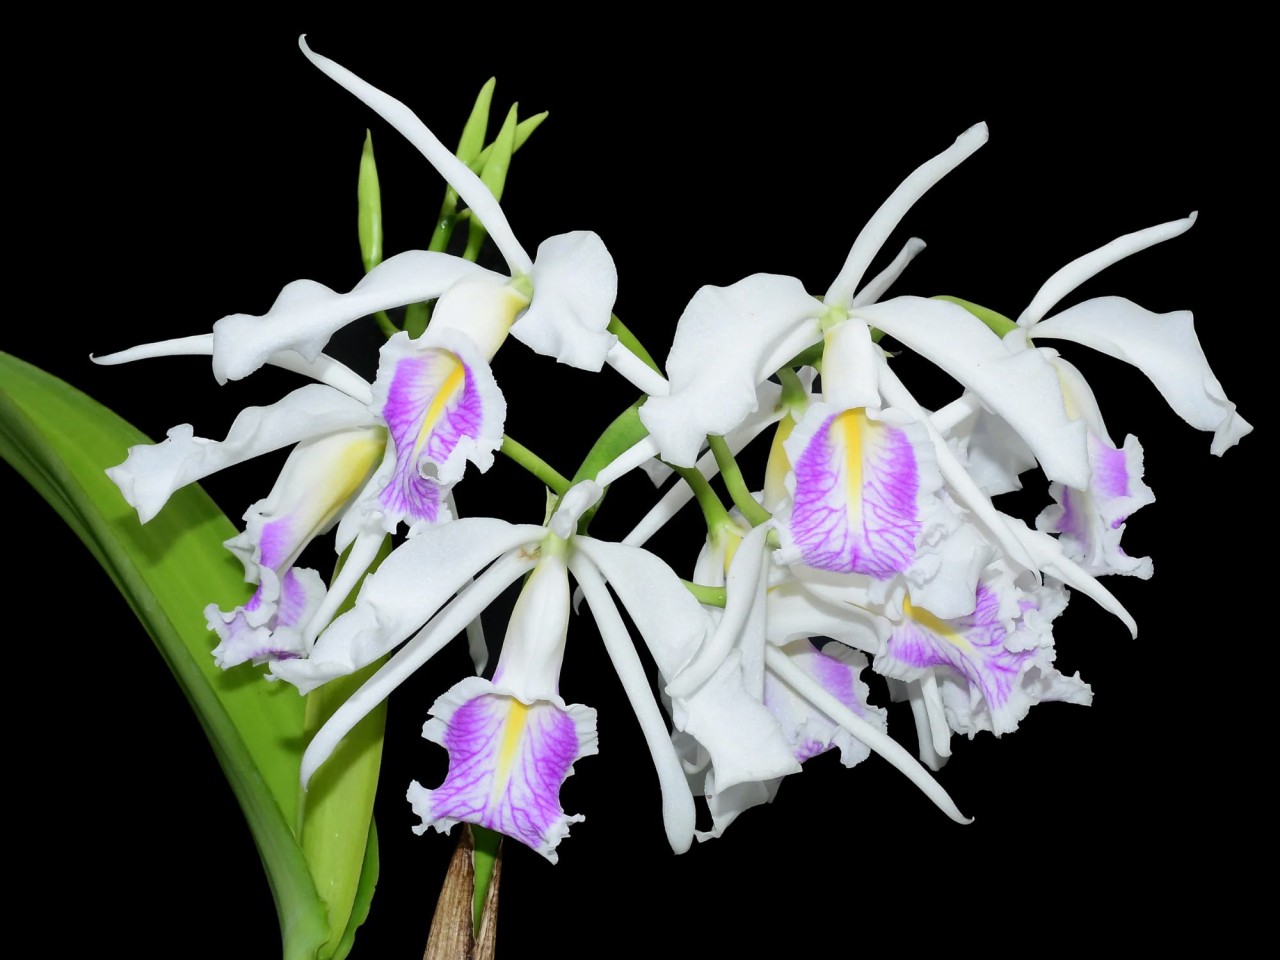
[95,37,1249,864]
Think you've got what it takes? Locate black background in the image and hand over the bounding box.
[8,26,1264,957]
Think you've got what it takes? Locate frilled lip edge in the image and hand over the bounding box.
[406,676,598,864]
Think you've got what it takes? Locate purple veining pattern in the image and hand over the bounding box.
[411,686,594,859]
[256,516,293,570]
[789,410,921,578]
[764,639,880,765]
[378,349,484,524]
[1038,430,1153,576]
[884,585,1035,723]
[208,568,325,668]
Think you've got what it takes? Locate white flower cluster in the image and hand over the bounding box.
[100,39,1249,860]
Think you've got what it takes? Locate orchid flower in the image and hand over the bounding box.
[104,374,391,665]
[943,214,1251,577]
[631,123,1099,598]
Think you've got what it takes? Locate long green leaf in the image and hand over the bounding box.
[0,353,329,959]
[301,540,393,960]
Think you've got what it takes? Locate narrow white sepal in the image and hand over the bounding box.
[1006,517,1138,637]
[570,554,696,854]
[300,550,536,787]
[764,645,970,824]
[606,341,671,396]
[849,237,927,308]
[825,123,988,307]
[919,671,953,759]
[298,37,533,274]
[594,436,661,488]
[877,364,1041,577]
[302,528,385,646]
[1018,213,1198,327]
[666,523,770,698]
[92,334,374,404]
[902,679,947,772]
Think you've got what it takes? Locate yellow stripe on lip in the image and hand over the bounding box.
[836,408,865,531]
[492,699,530,800]
[903,596,973,653]
[412,355,465,458]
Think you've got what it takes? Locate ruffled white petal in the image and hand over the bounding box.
[107,384,379,523]
[212,251,501,383]
[1030,297,1252,455]
[510,231,619,371]
[858,296,1090,489]
[639,274,821,467]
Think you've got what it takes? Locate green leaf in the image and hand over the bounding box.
[302,538,393,960]
[464,104,519,261]
[0,353,329,960]
[330,821,380,960]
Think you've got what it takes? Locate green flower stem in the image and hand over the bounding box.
[933,295,1019,336]
[471,826,502,935]
[682,580,727,607]
[784,341,823,370]
[500,434,571,495]
[569,401,647,487]
[607,314,662,374]
[707,435,771,527]
[672,463,733,535]
[373,310,399,339]
[776,366,808,409]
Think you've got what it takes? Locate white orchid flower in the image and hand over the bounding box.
[104,370,391,665]
[945,214,1251,577]
[632,124,1093,599]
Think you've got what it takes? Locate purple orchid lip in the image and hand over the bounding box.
[408,677,597,863]
[371,330,507,530]
[785,406,927,579]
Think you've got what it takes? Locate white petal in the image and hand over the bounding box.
[825,123,988,307]
[298,550,537,785]
[212,251,501,383]
[272,518,545,693]
[511,232,619,371]
[299,37,532,274]
[640,274,821,466]
[1031,297,1252,455]
[1019,214,1197,327]
[573,537,712,678]
[569,553,696,854]
[106,384,378,523]
[594,436,660,488]
[858,296,1090,489]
